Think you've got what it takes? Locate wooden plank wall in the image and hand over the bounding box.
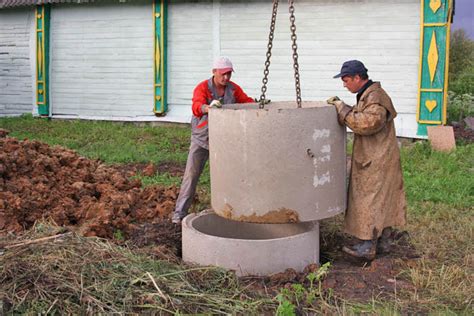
[168,0,421,137]
[0,8,34,116]
[166,0,214,120]
[50,0,153,117]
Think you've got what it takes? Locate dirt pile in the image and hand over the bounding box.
[0,132,179,239]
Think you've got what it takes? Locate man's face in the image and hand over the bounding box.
[213,69,232,87]
[342,75,364,93]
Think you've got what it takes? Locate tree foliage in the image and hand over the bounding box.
[448,29,474,94]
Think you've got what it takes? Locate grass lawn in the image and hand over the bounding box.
[0,115,472,314]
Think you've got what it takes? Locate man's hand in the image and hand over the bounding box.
[209,99,222,108]
[326,96,341,105]
[326,96,346,114]
[202,99,222,114]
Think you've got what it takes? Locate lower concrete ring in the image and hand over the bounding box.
[182,210,319,276]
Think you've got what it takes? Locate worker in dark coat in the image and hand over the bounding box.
[327,60,407,260]
[172,57,254,224]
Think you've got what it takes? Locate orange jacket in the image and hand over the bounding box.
[192,79,254,118]
[190,78,254,149]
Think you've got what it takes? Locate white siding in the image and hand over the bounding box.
[166,0,214,120]
[168,0,421,137]
[50,0,153,117]
[0,8,34,116]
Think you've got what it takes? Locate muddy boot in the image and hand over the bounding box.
[376,227,393,254]
[342,240,376,261]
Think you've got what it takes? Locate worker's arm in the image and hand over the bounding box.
[336,102,388,136]
[192,83,211,117]
[233,83,255,103]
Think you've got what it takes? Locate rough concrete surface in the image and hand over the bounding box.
[208,101,346,223]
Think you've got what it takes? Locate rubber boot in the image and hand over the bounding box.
[342,239,376,261]
[376,227,393,254]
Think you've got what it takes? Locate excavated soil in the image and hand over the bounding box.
[0,132,181,252]
[0,130,418,304]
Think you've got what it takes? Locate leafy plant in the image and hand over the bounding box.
[275,262,332,314]
[447,92,474,124]
[113,229,125,241]
[276,292,297,316]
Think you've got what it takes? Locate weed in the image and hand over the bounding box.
[275,262,332,314]
[113,229,125,241]
[276,293,297,316]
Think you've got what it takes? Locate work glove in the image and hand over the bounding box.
[326,96,341,105]
[209,99,222,108]
[327,96,350,126]
[326,96,346,113]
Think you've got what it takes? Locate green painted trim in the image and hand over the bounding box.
[35,5,50,116]
[416,0,452,136]
[153,0,167,115]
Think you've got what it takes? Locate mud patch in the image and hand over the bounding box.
[218,204,300,223]
[241,219,418,303]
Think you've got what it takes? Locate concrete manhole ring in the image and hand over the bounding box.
[182,210,319,276]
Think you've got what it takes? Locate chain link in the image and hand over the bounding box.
[259,0,279,109]
[288,0,302,108]
[259,0,302,109]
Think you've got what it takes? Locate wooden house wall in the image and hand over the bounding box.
[50,0,153,117]
[0,8,35,116]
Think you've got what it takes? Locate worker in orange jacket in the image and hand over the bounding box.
[172,57,254,224]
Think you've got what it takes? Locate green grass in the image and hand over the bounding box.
[402,141,474,209]
[0,114,190,164]
[1,115,472,314]
[139,172,183,187]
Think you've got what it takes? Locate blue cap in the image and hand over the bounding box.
[333,60,368,78]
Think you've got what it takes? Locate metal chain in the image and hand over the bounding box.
[259,0,279,109]
[288,0,302,108]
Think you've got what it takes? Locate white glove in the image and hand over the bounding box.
[209,99,222,108]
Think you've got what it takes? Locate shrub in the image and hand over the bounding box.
[447,92,474,124]
[448,29,474,95]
